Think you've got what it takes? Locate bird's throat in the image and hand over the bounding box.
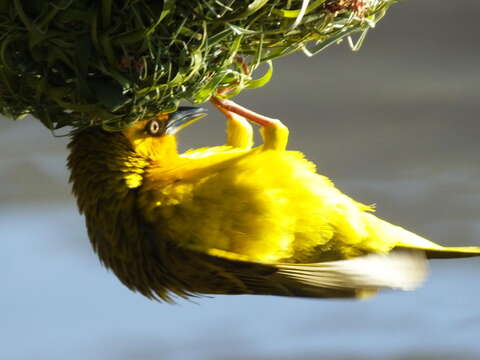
[133,135,180,162]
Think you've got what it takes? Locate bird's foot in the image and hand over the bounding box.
[211,97,289,151]
[213,100,253,149]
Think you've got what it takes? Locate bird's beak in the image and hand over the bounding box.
[166,106,207,135]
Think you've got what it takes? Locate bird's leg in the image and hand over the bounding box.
[211,97,289,151]
[213,100,253,149]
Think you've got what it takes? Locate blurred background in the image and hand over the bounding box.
[2,1,480,359]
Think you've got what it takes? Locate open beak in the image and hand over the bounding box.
[166,106,207,135]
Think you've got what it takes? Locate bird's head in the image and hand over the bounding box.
[122,106,207,160]
[68,106,208,210]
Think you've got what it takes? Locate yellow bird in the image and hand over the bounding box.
[68,102,480,302]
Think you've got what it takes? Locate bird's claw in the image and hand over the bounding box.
[213,100,254,149]
[211,97,289,151]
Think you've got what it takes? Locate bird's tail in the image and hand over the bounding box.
[366,213,480,259]
[407,246,480,259]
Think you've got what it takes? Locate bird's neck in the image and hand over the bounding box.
[151,135,179,162]
[130,135,180,163]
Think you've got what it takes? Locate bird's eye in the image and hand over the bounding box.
[146,120,163,136]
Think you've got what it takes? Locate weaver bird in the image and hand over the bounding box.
[68,102,480,302]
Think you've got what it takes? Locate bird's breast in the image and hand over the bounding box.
[136,148,338,263]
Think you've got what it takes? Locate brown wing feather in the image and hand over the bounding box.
[167,247,427,300]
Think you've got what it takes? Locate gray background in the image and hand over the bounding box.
[1,1,480,359]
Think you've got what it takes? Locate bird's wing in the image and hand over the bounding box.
[182,246,428,299]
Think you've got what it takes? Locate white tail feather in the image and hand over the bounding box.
[276,249,428,292]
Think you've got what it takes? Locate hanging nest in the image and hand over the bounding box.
[0,0,396,131]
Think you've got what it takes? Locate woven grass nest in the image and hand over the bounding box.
[0,0,395,131]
